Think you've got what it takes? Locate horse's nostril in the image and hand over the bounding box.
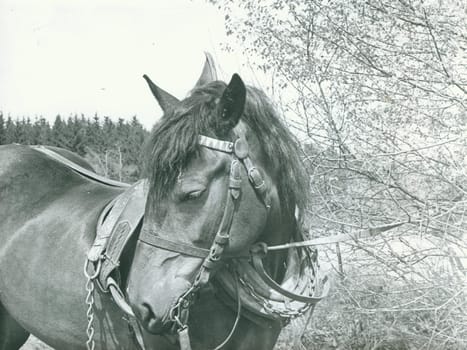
[141,302,156,324]
[139,303,173,334]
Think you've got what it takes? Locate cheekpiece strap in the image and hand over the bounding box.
[198,135,234,153]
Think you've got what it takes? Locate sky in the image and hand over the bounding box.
[0,0,265,129]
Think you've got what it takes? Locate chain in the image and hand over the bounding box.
[85,275,96,350]
[84,259,101,350]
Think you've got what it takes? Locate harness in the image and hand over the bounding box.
[33,139,329,350]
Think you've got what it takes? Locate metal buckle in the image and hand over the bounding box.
[248,167,265,189]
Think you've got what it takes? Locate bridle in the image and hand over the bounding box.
[138,134,271,338]
[138,133,328,349]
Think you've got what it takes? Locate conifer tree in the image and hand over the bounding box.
[4,116,16,144]
[33,117,51,144]
[51,115,69,148]
[0,112,5,145]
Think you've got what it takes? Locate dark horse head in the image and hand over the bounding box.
[126,57,309,334]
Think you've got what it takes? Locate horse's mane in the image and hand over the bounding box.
[144,81,309,214]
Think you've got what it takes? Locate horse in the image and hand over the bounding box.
[0,55,325,350]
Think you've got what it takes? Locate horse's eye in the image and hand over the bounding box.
[183,189,205,201]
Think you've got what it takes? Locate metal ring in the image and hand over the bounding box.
[169,303,179,323]
[83,259,102,280]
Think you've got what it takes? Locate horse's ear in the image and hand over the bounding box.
[143,74,180,113]
[194,52,218,87]
[218,74,246,131]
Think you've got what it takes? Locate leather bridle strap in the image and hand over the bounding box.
[139,232,210,259]
[193,159,241,286]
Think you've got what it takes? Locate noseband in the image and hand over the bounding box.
[138,134,271,328]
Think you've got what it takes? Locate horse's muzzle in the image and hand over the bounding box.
[127,251,198,335]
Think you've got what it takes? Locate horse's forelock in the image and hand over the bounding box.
[144,82,309,214]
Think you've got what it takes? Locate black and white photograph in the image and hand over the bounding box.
[0,1,465,349]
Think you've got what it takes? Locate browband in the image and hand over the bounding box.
[198,135,234,153]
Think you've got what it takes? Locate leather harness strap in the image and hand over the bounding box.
[32,145,130,188]
[88,197,120,262]
[95,180,148,291]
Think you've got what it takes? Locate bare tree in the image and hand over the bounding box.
[210,0,467,348]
